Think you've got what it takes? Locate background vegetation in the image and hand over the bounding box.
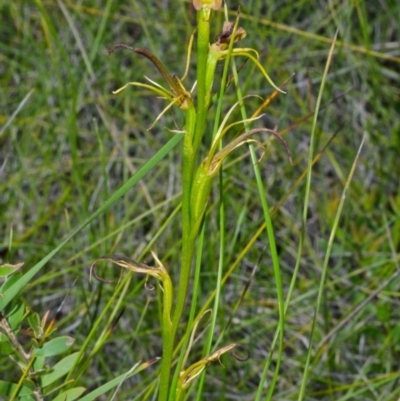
[1,0,399,400]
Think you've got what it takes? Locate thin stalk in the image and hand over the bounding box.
[10,356,37,401]
[251,144,284,401]
[297,30,338,401]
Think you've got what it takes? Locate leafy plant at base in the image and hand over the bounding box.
[0,264,79,401]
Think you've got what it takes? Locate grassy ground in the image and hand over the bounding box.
[1,0,400,400]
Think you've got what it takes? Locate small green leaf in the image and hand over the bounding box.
[33,336,74,357]
[7,300,25,332]
[27,312,41,337]
[41,352,81,387]
[52,387,86,401]
[33,356,46,371]
[0,340,15,356]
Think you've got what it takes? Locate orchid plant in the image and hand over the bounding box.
[99,1,292,400]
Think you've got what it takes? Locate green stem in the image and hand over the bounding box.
[192,9,211,155]
[171,232,196,337]
[204,47,219,110]
[159,107,196,401]
[190,163,213,226]
[165,8,219,399]
[169,221,205,400]
[158,273,174,401]
[172,164,210,339]
[10,356,36,401]
[172,107,196,332]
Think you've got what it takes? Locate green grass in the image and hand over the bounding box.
[1,0,400,400]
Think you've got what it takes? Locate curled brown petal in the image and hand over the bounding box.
[90,261,114,284]
[231,344,249,362]
[90,254,158,285]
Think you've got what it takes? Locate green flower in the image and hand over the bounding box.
[107,44,193,129]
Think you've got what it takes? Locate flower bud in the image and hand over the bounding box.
[192,0,222,11]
